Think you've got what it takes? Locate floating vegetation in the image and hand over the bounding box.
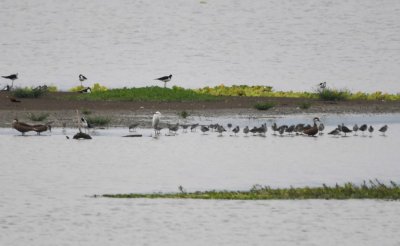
[86,116,111,127]
[27,112,49,122]
[254,102,275,110]
[103,180,400,200]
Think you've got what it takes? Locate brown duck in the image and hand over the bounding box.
[33,123,52,135]
[303,117,320,136]
[12,119,35,135]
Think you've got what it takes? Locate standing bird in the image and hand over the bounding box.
[359,124,368,135]
[353,124,359,136]
[200,125,209,134]
[328,128,341,137]
[319,81,327,90]
[303,117,320,136]
[152,111,162,136]
[318,123,325,135]
[232,126,240,136]
[243,126,249,136]
[227,123,233,131]
[341,123,352,136]
[2,73,18,89]
[155,74,172,88]
[217,125,226,136]
[379,125,388,136]
[368,125,374,136]
[190,123,199,132]
[128,123,140,132]
[12,119,34,135]
[79,74,87,87]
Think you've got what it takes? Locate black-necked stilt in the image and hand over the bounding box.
[319,81,326,89]
[2,73,18,89]
[79,74,87,86]
[78,87,91,93]
[155,74,172,88]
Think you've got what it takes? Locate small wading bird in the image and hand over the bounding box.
[78,87,91,93]
[368,125,374,136]
[341,123,352,136]
[32,123,52,135]
[79,74,87,87]
[319,81,326,90]
[201,125,209,134]
[2,73,18,89]
[359,124,367,135]
[353,124,359,136]
[155,74,172,88]
[128,123,140,132]
[232,126,240,136]
[328,128,341,137]
[379,125,388,136]
[152,111,162,136]
[243,126,249,136]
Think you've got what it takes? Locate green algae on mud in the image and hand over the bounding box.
[102,181,400,200]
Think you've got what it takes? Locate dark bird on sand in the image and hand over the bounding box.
[341,123,352,136]
[243,126,249,136]
[379,125,388,135]
[201,125,209,134]
[368,125,374,135]
[12,119,34,135]
[328,128,341,136]
[232,126,240,135]
[9,97,21,103]
[359,124,367,135]
[33,123,52,135]
[129,123,140,132]
[303,117,320,136]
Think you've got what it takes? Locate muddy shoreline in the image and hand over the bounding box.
[1,92,399,128]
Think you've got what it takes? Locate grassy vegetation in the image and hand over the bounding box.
[178,110,190,119]
[254,102,275,110]
[27,112,49,122]
[299,102,312,110]
[86,116,111,127]
[12,87,47,98]
[103,180,400,200]
[70,83,108,93]
[71,86,217,102]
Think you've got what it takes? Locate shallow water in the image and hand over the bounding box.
[1,0,399,92]
[1,114,400,245]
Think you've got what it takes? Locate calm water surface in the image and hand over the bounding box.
[0,0,399,92]
[1,114,400,245]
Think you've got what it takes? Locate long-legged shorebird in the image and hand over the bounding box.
[341,123,352,136]
[152,111,162,136]
[232,126,240,136]
[2,73,18,89]
[129,123,140,132]
[243,126,249,136]
[155,74,172,88]
[378,125,388,136]
[328,128,341,137]
[79,74,87,87]
[368,125,374,136]
[353,124,359,136]
[217,125,226,136]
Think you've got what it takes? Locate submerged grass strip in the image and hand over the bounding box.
[103,181,400,200]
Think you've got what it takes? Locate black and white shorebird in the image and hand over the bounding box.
[155,74,172,88]
[79,74,87,86]
[2,73,18,89]
[319,81,326,90]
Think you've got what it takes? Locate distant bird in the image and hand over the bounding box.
[79,74,87,86]
[271,123,278,135]
[243,126,249,136]
[155,74,172,88]
[259,123,267,136]
[379,125,388,136]
[328,128,341,137]
[128,123,140,132]
[368,125,374,135]
[227,123,232,131]
[168,123,179,135]
[278,125,287,136]
[217,125,226,136]
[286,125,295,135]
[2,73,18,89]
[201,125,209,134]
[353,124,359,136]
[190,123,199,132]
[318,123,325,135]
[12,119,34,135]
[359,124,367,135]
[152,111,162,135]
[181,124,190,132]
[341,123,352,136]
[250,126,259,136]
[319,81,326,89]
[232,126,240,136]
[78,87,91,93]
[80,117,92,132]
[33,123,52,135]
[303,117,320,136]
[66,136,70,139]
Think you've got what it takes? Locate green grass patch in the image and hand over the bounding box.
[12,87,47,98]
[71,86,217,102]
[318,88,351,101]
[254,102,275,110]
[178,110,190,119]
[299,102,312,109]
[27,112,49,122]
[86,116,111,127]
[103,180,400,200]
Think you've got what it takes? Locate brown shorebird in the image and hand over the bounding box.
[12,119,34,135]
[341,123,352,136]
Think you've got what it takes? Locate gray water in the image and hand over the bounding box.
[1,114,400,245]
[1,0,400,92]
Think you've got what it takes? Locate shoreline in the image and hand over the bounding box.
[1,92,400,127]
